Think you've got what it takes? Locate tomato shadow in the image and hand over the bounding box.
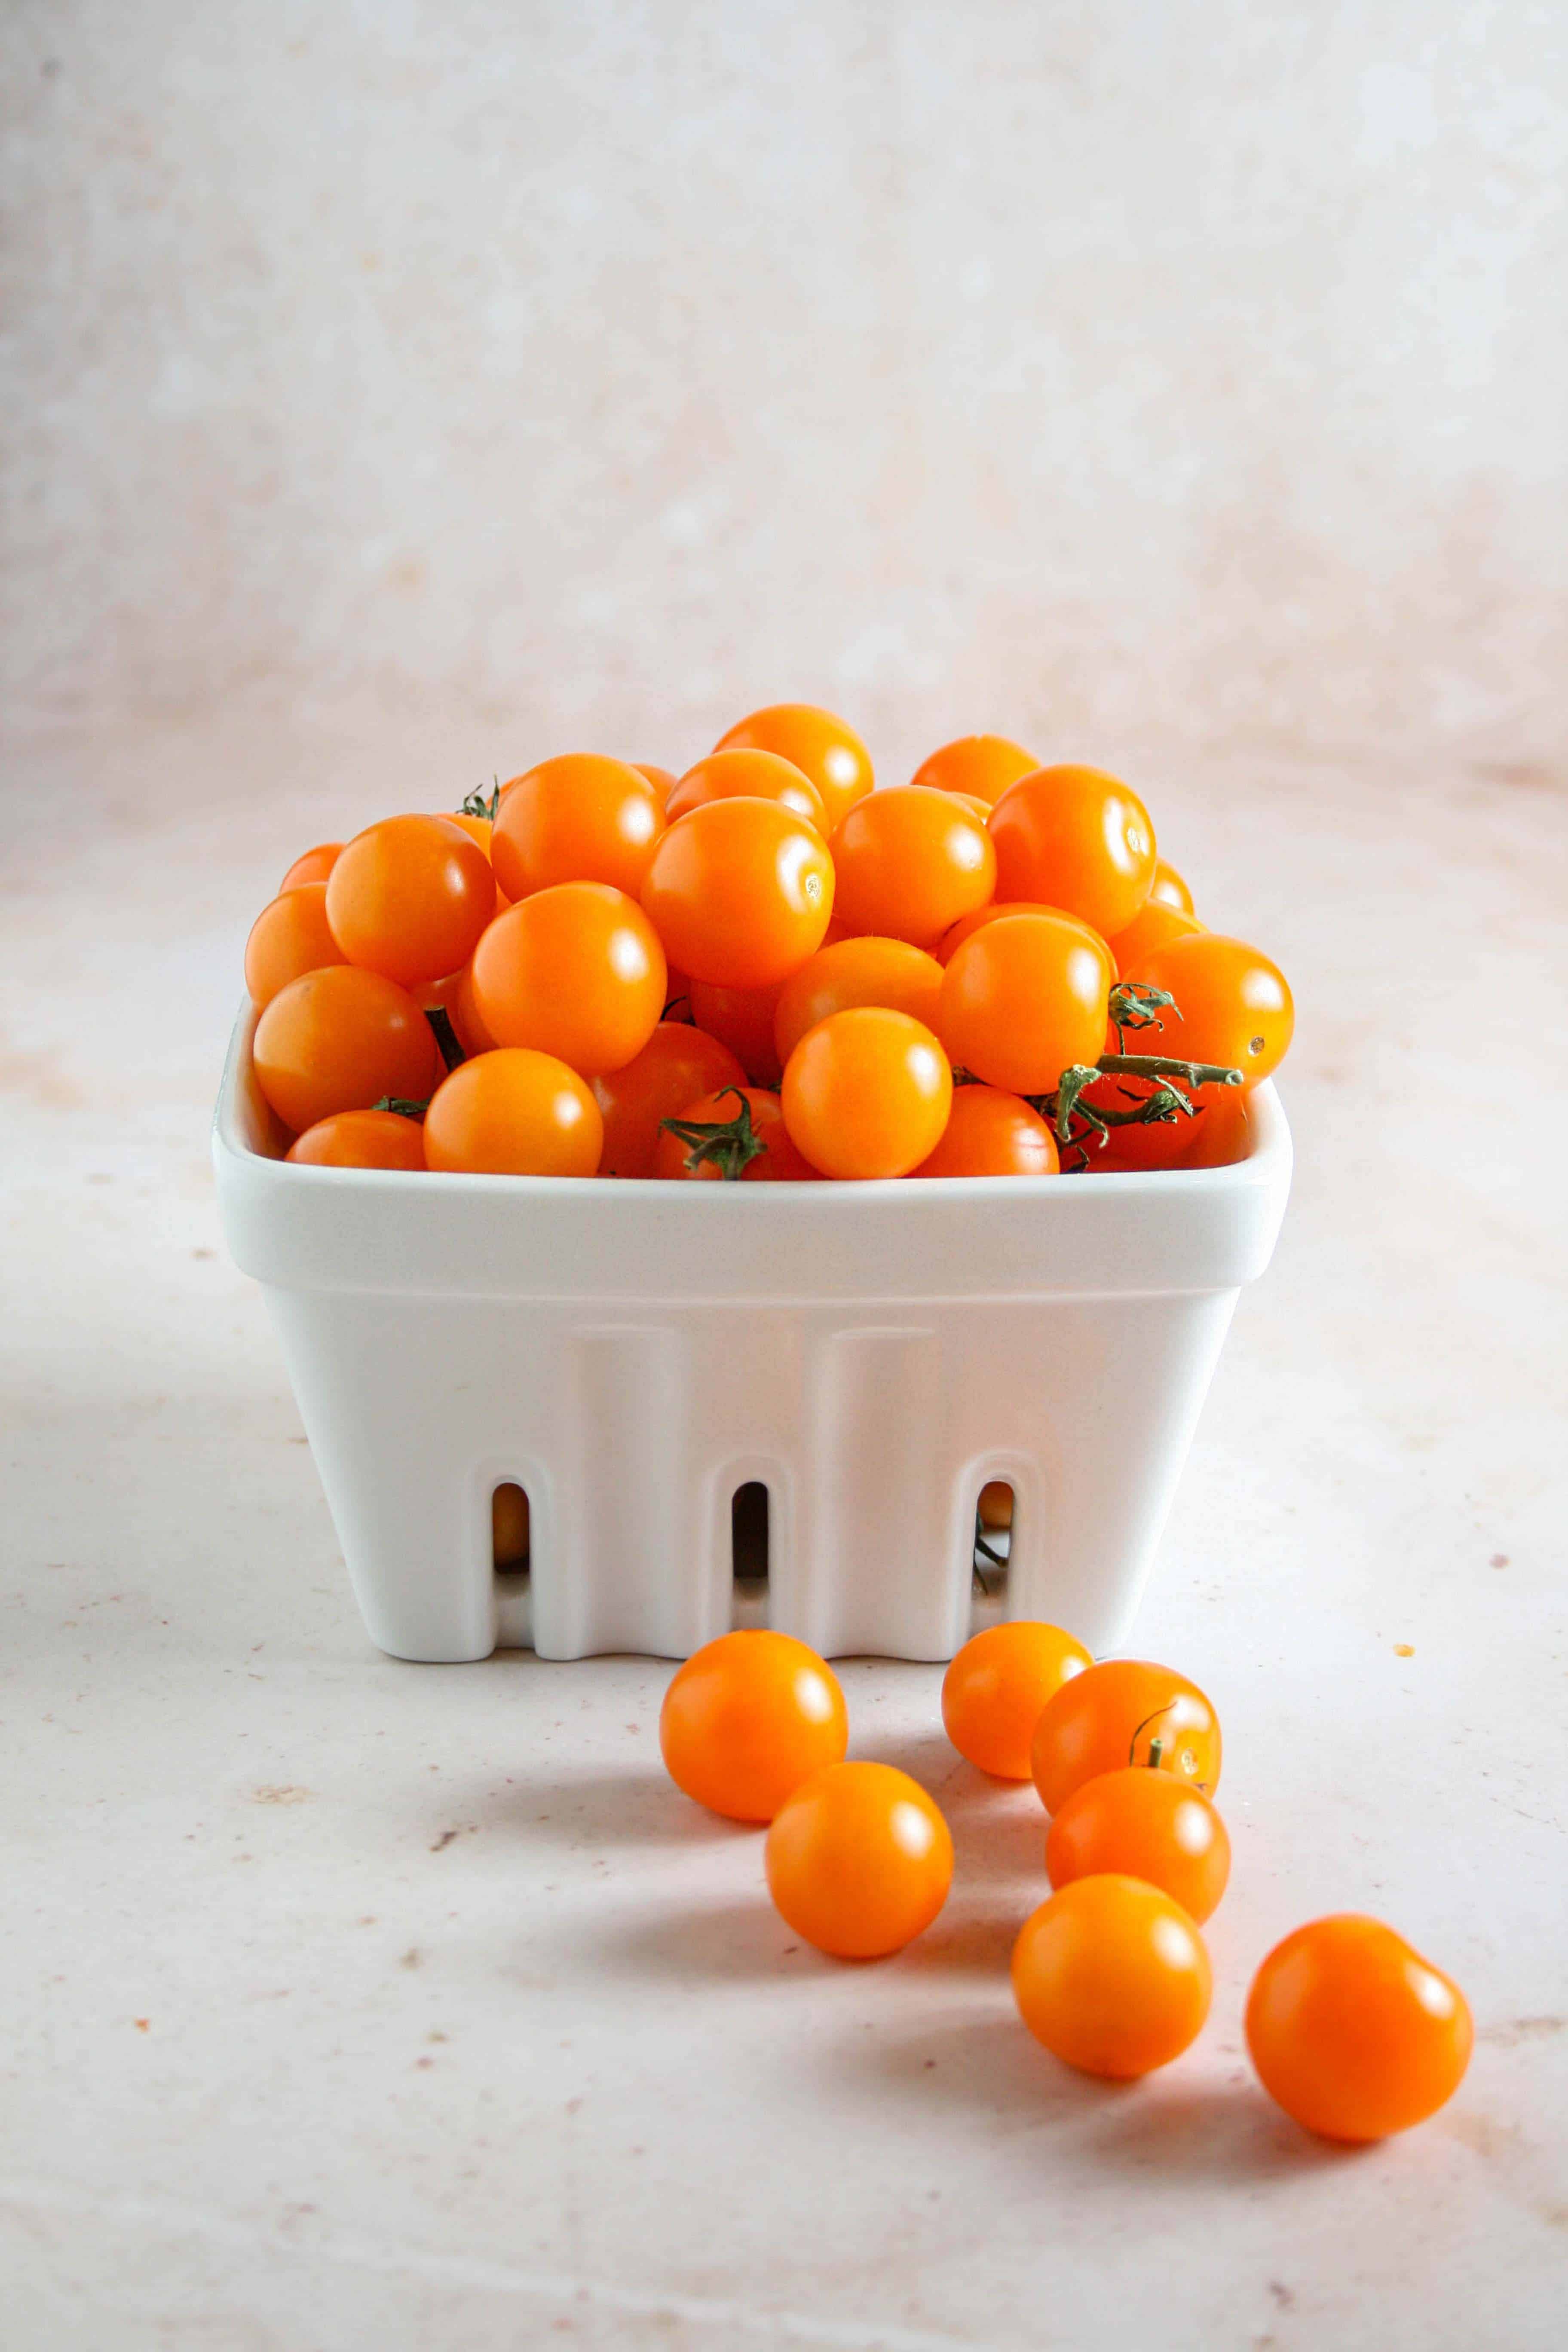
[438,1763,759,1851]
[584,1894,809,1986]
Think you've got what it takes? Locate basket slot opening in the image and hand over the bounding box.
[971,1480,1013,1629]
[492,1478,533,1649]
[731,1481,770,1627]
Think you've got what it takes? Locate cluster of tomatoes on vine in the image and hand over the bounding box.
[658,1620,1472,2144]
[243,702,1295,1179]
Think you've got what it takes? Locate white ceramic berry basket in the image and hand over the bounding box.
[213,1003,1291,1664]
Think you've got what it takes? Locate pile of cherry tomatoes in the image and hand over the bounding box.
[659,1620,1473,2141]
[242,704,1294,1179]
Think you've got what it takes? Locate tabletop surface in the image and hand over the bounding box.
[3,728,1565,2352]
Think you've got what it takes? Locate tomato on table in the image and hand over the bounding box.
[687,977,786,1086]
[1246,1916,1472,2141]
[988,766,1156,940]
[772,937,944,1066]
[641,799,834,989]
[666,749,827,833]
[245,883,348,1008]
[1045,1767,1231,1923]
[765,1761,953,1957]
[325,815,495,991]
[941,1621,1090,1779]
[285,1107,428,1171]
[423,1048,602,1176]
[1013,1875,1211,2077]
[910,1084,1059,1177]
[1031,1657,1222,1813]
[829,787,995,947]
[1135,932,1294,1086]
[659,1630,848,1821]
[713,703,873,833]
[470,882,666,1076]
[909,734,1041,806]
[592,1023,747,1177]
[491,753,665,900]
[781,1007,952,1179]
[937,912,1111,1096]
[279,841,343,892]
[253,965,439,1135]
[652,1084,816,1181]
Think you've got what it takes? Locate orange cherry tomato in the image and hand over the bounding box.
[1031,1658,1222,1814]
[491,753,665,900]
[781,1008,952,1180]
[449,956,497,1057]
[1013,1876,1212,2077]
[438,809,507,914]
[1148,858,1194,915]
[937,913,1111,1095]
[829,787,995,947]
[1045,1767,1231,1923]
[1106,900,1202,978]
[659,1630,848,1821]
[325,815,495,990]
[244,883,348,1007]
[911,1084,1060,1178]
[936,899,1115,973]
[666,749,827,833]
[686,978,785,1086]
[591,1023,746,1177]
[641,799,834,989]
[977,1480,1013,1530]
[909,734,1041,806]
[285,1108,428,1171]
[279,841,343,892]
[714,704,873,833]
[1135,933,1294,1086]
[651,1084,817,1182]
[423,1048,602,1176]
[632,763,678,803]
[772,937,944,1066]
[766,1762,953,1958]
[1183,1083,1253,1167]
[252,966,439,1135]
[941,1622,1090,1779]
[989,766,1156,939]
[470,882,666,1075]
[1246,1916,1473,2142]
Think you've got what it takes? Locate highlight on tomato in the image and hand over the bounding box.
[325,814,496,992]
[491,753,665,901]
[1012,1875,1212,2078]
[470,882,667,1076]
[988,765,1156,940]
[659,1630,848,1821]
[765,1761,953,1958]
[641,798,835,990]
[713,703,874,833]
[422,1048,603,1176]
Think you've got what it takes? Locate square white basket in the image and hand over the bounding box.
[214,1006,1291,1663]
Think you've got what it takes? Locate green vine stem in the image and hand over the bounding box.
[460,779,502,822]
[424,1006,466,1073]
[656,1085,765,1180]
[374,1096,430,1121]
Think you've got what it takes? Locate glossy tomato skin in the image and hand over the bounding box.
[632,763,678,803]
[666,749,827,833]
[936,900,1113,971]
[781,1008,952,1180]
[1013,1876,1212,2077]
[325,815,495,991]
[1045,1767,1231,1923]
[989,766,1156,940]
[911,1084,1060,1178]
[772,937,944,1066]
[651,1085,816,1181]
[765,1762,953,1958]
[279,841,343,892]
[937,913,1111,1096]
[687,978,785,1087]
[422,1048,602,1176]
[470,882,666,1076]
[1031,1658,1222,1814]
[1136,933,1294,1086]
[1148,858,1194,915]
[909,734,1041,806]
[659,1631,848,1821]
[941,1622,1090,1779]
[1183,1084,1253,1167]
[491,753,665,900]
[829,787,995,947]
[245,883,348,1007]
[253,966,439,1135]
[592,1023,747,1177]
[641,799,834,990]
[285,1108,428,1170]
[1106,900,1202,980]
[714,704,874,833]
[1246,1916,1472,2141]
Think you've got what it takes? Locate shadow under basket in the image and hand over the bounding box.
[213,1005,1291,1664]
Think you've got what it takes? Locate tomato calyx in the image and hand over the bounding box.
[425,1005,466,1072]
[1029,1052,1243,1168]
[1127,1701,1207,1787]
[658,1085,766,1180]
[1107,979,1175,1049]
[373,1095,430,1121]
[460,780,501,822]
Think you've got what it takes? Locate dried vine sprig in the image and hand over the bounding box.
[657,1085,765,1181]
[374,1096,430,1121]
